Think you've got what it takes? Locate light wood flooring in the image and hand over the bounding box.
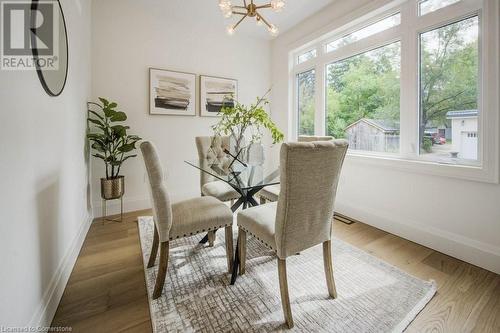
[51,209,500,332]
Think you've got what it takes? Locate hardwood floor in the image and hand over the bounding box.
[51,210,500,332]
[51,210,152,332]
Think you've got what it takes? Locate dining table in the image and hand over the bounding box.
[185,154,279,284]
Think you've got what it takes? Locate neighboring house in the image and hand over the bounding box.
[424,126,452,140]
[345,118,399,152]
[446,110,478,160]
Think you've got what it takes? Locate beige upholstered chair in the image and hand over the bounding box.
[258,135,334,203]
[195,136,240,202]
[237,140,348,328]
[140,141,234,299]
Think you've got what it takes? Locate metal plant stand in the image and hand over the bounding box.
[101,195,124,224]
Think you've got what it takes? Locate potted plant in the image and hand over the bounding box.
[212,89,284,162]
[87,98,141,200]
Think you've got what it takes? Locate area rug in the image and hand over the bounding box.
[137,216,436,332]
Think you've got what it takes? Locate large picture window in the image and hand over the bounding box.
[290,0,498,181]
[419,16,479,165]
[326,42,401,153]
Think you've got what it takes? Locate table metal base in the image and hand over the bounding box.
[198,187,261,244]
[196,187,263,286]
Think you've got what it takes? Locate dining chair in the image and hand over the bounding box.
[258,135,334,204]
[236,140,348,328]
[195,136,240,244]
[140,141,234,299]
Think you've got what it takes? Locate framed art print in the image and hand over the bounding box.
[149,68,196,116]
[200,75,238,117]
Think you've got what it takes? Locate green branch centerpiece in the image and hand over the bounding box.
[87,98,141,200]
[212,89,284,163]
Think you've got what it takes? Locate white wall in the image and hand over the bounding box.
[91,0,271,215]
[0,0,92,326]
[271,0,500,273]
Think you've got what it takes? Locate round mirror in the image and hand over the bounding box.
[31,0,68,97]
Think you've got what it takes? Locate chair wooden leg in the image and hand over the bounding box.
[147,224,159,268]
[278,258,294,329]
[208,230,216,247]
[238,228,247,275]
[225,225,234,273]
[153,241,169,299]
[260,196,266,205]
[323,240,337,299]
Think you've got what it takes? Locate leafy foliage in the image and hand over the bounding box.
[298,17,478,151]
[298,71,315,135]
[325,42,401,139]
[419,17,478,141]
[212,89,284,153]
[87,98,141,179]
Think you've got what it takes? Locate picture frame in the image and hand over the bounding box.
[149,68,196,116]
[200,75,238,117]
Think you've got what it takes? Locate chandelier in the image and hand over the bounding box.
[219,0,285,37]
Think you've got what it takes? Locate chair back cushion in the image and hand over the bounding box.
[195,136,231,188]
[275,140,348,258]
[298,135,334,142]
[140,141,172,242]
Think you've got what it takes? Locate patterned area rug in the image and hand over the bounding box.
[138,216,436,332]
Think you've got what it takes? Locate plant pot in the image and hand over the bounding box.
[101,176,125,200]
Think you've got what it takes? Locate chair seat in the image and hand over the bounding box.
[237,202,277,249]
[202,180,240,202]
[170,196,233,240]
[259,184,280,202]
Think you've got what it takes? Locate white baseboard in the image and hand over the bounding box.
[29,215,93,327]
[336,201,500,275]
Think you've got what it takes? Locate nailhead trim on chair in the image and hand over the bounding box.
[239,226,276,251]
[169,223,232,241]
[258,194,276,202]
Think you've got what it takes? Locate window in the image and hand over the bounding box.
[298,49,317,64]
[297,69,315,135]
[326,42,401,153]
[419,16,479,165]
[419,0,461,16]
[326,13,401,53]
[290,0,498,181]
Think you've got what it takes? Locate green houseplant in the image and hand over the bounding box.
[212,89,284,161]
[87,98,141,200]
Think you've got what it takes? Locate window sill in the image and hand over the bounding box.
[345,151,498,184]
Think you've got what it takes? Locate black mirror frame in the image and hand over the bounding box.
[31,0,69,97]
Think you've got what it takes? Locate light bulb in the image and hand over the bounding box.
[223,9,233,18]
[226,25,235,36]
[269,24,279,36]
[270,0,285,12]
[219,0,231,11]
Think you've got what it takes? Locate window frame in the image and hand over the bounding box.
[288,0,499,183]
[297,48,318,65]
[324,12,402,53]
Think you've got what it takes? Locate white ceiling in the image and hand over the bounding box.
[211,0,337,39]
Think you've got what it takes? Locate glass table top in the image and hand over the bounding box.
[185,158,279,191]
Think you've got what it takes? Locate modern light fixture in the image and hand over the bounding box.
[219,0,285,37]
